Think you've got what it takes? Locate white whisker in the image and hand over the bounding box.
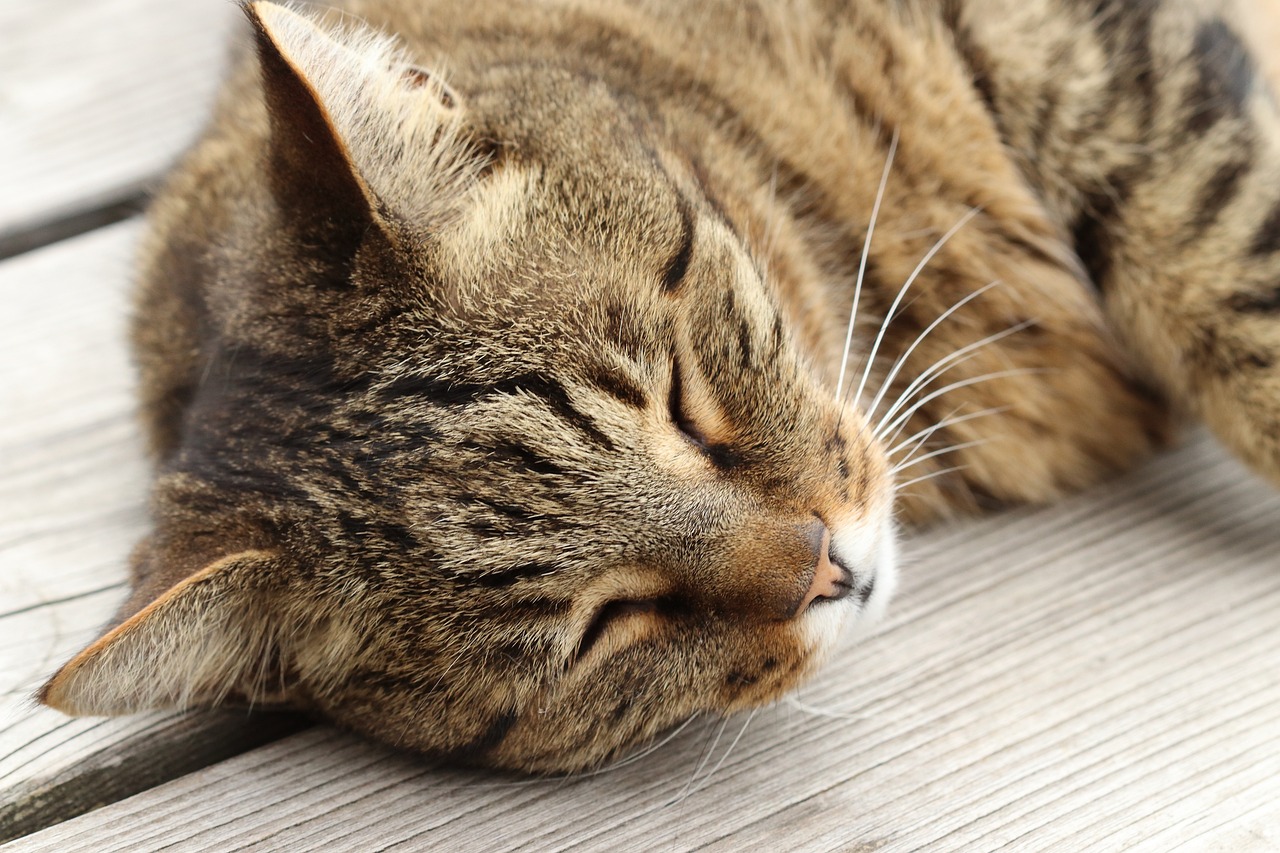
[892,438,989,476]
[879,367,1045,441]
[850,206,983,414]
[895,464,970,493]
[863,281,1002,424]
[582,713,702,777]
[887,403,964,458]
[874,321,1036,436]
[673,716,729,803]
[834,130,898,406]
[468,715,707,790]
[880,351,1003,449]
[679,708,758,803]
[887,405,1010,458]
[784,695,868,721]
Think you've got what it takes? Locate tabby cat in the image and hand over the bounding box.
[38,0,1280,773]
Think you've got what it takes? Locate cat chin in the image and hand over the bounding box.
[856,531,900,630]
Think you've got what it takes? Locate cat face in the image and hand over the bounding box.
[38,2,897,773]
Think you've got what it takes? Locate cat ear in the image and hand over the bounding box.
[38,550,299,715]
[246,1,478,232]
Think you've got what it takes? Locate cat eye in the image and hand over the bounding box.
[669,358,740,469]
[576,599,661,662]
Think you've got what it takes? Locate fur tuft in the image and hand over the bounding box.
[251,1,482,225]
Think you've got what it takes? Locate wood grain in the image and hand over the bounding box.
[2,0,1280,849]
[0,0,239,248]
[4,433,1278,851]
[0,223,307,843]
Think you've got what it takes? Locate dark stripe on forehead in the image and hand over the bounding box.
[1189,151,1252,238]
[1087,0,1160,134]
[461,439,564,477]
[1186,19,1255,136]
[380,372,615,450]
[1249,199,1280,258]
[468,595,575,622]
[458,492,533,521]
[472,561,560,588]
[583,364,648,409]
[662,195,696,293]
[1226,286,1280,314]
[737,318,753,371]
[1070,164,1143,291]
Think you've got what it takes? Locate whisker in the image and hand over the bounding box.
[880,351,1002,449]
[850,206,983,415]
[679,707,758,803]
[673,716,729,803]
[891,438,990,476]
[879,367,1045,442]
[834,130,898,408]
[784,695,869,721]
[887,405,1010,459]
[874,321,1036,436]
[584,713,702,777]
[895,464,971,493]
[863,281,1002,424]
[887,405,961,469]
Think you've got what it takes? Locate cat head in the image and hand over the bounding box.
[39,2,898,773]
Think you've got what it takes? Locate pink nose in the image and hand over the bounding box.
[796,527,854,614]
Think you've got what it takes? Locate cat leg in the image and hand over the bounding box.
[947,0,1280,486]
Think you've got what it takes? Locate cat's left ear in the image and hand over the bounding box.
[246,1,479,232]
[37,550,306,715]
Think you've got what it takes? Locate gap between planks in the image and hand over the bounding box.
[0,222,311,843]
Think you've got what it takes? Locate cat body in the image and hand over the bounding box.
[38,0,1280,772]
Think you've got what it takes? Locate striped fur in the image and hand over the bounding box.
[39,0,1280,772]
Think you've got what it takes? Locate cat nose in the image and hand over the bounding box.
[794,524,856,616]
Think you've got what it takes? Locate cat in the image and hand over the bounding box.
[36,0,1280,774]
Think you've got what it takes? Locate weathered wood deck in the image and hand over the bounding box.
[2,2,1278,850]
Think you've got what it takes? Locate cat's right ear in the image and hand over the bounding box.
[245,2,480,240]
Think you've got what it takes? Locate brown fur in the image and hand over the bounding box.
[38,0,1280,772]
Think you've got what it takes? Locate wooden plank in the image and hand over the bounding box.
[1,1,1278,847]
[0,0,238,249]
[4,434,1278,851]
[0,222,308,843]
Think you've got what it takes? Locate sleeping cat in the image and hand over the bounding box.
[37,0,1280,773]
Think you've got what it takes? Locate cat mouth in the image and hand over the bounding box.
[854,573,875,604]
[808,516,898,632]
[855,532,899,626]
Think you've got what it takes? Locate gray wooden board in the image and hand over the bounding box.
[0,222,308,842]
[2,0,1280,848]
[4,430,1278,851]
[0,0,239,245]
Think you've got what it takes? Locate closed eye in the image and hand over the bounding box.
[668,357,708,449]
[576,599,659,663]
[668,357,740,469]
[575,595,692,664]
